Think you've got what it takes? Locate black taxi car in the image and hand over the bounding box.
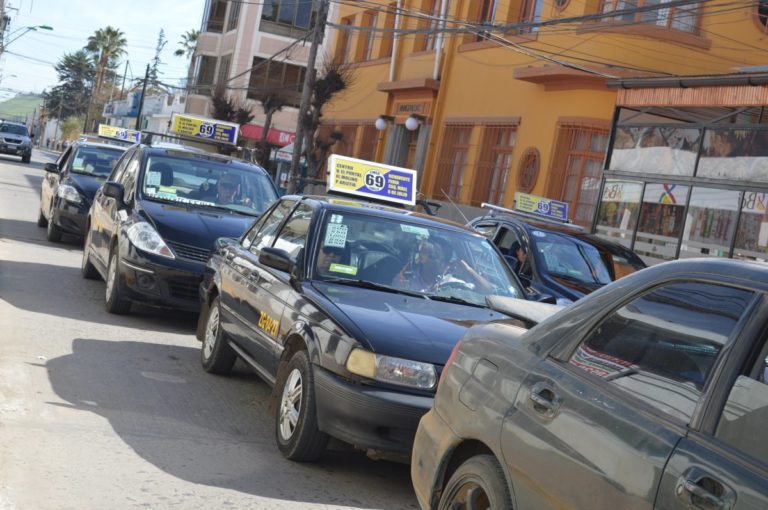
[81,140,279,314]
[469,205,645,305]
[38,140,127,242]
[196,195,535,462]
[413,258,768,510]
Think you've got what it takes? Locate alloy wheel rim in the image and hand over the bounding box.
[203,306,219,360]
[447,482,490,510]
[106,254,116,300]
[278,368,303,441]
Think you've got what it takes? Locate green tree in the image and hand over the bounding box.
[85,26,127,96]
[149,28,167,89]
[43,50,96,119]
[254,87,289,167]
[60,116,83,140]
[173,29,199,58]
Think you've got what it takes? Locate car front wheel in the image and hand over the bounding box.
[45,204,62,242]
[37,207,47,227]
[105,246,131,314]
[201,296,237,375]
[275,350,328,462]
[438,454,512,510]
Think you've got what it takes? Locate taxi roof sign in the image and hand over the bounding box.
[328,155,417,206]
[170,113,239,146]
[513,192,570,223]
[97,124,140,144]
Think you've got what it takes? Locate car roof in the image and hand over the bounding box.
[0,120,25,126]
[73,140,128,151]
[140,143,269,173]
[288,194,477,234]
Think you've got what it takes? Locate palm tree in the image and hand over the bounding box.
[86,26,127,96]
[174,29,199,59]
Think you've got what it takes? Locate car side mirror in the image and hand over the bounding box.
[102,181,126,208]
[44,162,59,173]
[259,246,294,273]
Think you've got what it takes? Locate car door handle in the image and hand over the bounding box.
[528,382,561,416]
[682,480,724,509]
[676,471,734,510]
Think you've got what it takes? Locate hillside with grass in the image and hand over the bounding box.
[0,94,43,121]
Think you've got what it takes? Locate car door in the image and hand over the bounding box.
[656,298,768,510]
[501,280,757,510]
[219,199,295,378]
[42,146,72,217]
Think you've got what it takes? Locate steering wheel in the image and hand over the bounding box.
[434,279,476,294]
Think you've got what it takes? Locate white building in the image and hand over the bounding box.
[102,91,187,134]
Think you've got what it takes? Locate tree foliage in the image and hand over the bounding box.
[43,50,96,119]
[85,26,127,96]
[60,116,83,140]
[254,87,290,167]
[174,29,199,59]
[210,85,255,127]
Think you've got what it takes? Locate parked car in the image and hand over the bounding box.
[469,207,646,305]
[196,195,542,462]
[0,121,32,163]
[38,140,127,242]
[81,141,279,314]
[412,258,768,510]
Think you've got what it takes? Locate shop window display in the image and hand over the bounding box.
[634,183,689,263]
[680,188,740,259]
[596,180,643,248]
[734,191,768,262]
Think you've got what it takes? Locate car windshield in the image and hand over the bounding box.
[0,124,28,136]
[140,155,278,216]
[314,212,524,306]
[532,231,614,285]
[70,146,124,177]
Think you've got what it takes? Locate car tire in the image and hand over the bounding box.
[438,454,512,510]
[81,225,99,280]
[201,296,237,375]
[45,205,62,242]
[105,246,131,314]
[22,154,30,164]
[37,207,47,227]
[275,350,328,462]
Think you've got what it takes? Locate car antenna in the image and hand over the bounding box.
[440,188,470,224]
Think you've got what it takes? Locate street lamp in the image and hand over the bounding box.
[3,25,53,48]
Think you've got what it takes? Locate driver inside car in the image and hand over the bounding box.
[215,174,252,206]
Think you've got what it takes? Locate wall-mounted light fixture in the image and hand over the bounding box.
[405,114,426,131]
[375,115,394,131]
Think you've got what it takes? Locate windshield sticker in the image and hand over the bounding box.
[146,191,215,206]
[401,224,429,236]
[330,214,344,224]
[532,230,547,238]
[329,263,357,275]
[324,223,348,248]
[145,171,161,187]
[158,186,177,194]
[72,157,85,170]
[146,186,157,195]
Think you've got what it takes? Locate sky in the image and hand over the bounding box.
[0,0,205,101]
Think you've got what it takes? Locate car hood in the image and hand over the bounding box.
[68,173,104,202]
[138,199,254,251]
[311,282,511,366]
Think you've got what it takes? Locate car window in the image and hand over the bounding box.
[569,282,754,423]
[120,153,142,203]
[715,340,768,465]
[472,223,497,238]
[241,206,274,249]
[109,149,136,183]
[533,231,613,285]
[57,146,73,168]
[250,200,295,256]
[0,123,29,136]
[272,204,313,258]
[70,146,124,177]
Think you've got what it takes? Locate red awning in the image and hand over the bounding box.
[240,124,296,147]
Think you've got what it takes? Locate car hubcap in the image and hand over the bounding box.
[106,254,116,300]
[448,482,490,510]
[203,306,219,360]
[279,368,303,441]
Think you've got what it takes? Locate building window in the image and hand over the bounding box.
[435,125,473,201]
[734,191,768,262]
[356,125,379,161]
[472,125,516,206]
[680,187,740,259]
[600,0,702,34]
[226,0,242,31]
[550,125,609,227]
[634,183,689,262]
[359,11,378,61]
[196,55,218,95]
[519,0,545,34]
[422,0,442,50]
[380,3,397,58]
[246,57,306,107]
[335,16,354,63]
[217,54,232,86]
[261,0,316,38]
[202,0,227,33]
[758,1,768,32]
[474,0,498,41]
[595,179,643,249]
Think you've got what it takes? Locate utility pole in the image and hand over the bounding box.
[135,63,150,131]
[287,0,330,194]
[120,60,129,100]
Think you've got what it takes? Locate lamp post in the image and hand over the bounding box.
[2,25,53,51]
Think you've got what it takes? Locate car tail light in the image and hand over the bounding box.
[439,341,462,387]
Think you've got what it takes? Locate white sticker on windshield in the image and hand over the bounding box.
[72,157,84,170]
[532,230,547,238]
[146,186,158,195]
[401,224,429,236]
[145,171,161,186]
[330,214,344,224]
[324,223,348,248]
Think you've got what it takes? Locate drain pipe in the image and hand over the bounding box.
[389,0,403,82]
[433,0,448,80]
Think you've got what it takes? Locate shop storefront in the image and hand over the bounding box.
[592,74,768,265]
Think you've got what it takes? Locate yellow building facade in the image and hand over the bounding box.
[320,0,768,225]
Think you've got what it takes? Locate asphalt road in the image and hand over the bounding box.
[0,149,419,510]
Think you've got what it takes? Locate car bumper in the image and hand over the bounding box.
[314,367,434,455]
[0,145,30,156]
[51,199,89,236]
[411,409,462,510]
[117,249,204,312]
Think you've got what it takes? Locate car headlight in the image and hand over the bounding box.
[346,348,437,390]
[126,222,175,259]
[556,297,574,306]
[57,184,83,204]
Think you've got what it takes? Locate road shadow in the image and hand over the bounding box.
[0,217,83,251]
[46,339,417,509]
[0,259,197,333]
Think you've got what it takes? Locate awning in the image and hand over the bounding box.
[240,124,296,146]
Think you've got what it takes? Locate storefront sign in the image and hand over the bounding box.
[328,155,417,206]
[240,123,295,146]
[170,113,238,145]
[97,124,140,143]
[514,192,569,222]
